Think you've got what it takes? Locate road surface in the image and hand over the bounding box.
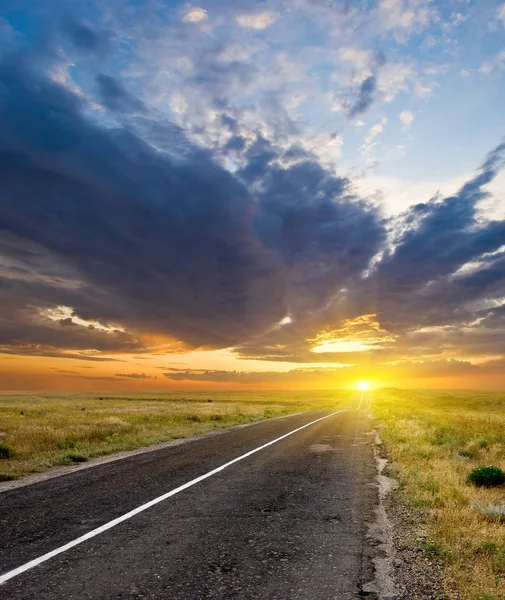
[0,408,378,599]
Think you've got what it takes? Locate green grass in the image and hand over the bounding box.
[372,389,505,600]
[0,390,350,480]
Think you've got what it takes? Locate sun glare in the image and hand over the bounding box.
[357,381,369,391]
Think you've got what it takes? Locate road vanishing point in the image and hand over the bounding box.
[0,408,379,600]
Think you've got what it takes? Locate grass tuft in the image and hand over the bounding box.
[422,540,442,556]
[0,443,13,459]
[64,452,88,463]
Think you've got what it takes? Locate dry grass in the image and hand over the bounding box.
[0,390,350,481]
[372,389,505,600]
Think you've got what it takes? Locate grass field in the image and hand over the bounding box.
[372,388,505,600]
[0,390,351,481]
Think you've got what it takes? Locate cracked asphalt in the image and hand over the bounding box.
[0,408,377,600]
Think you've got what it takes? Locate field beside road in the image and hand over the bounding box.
[0,390,351,481]
[373,388,505,600]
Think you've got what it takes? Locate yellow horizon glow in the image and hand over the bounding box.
[357,381,370,391]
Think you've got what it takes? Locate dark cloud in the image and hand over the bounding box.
[224,135,246,152]
[162,368,341,384]
[252,158,384,317]
[233,141,505,364]
[0,279,144,353]
[0,347,124,361]
[64,21,114,54]
[70,375,127,381]
[115,373,156,379]
[345,53,386,119]
[3,57,354,352]
[347,75,377,119]
[162,359,492,385]
[361,141,505,331]
[95,74,146,114]
[59,318,78,327]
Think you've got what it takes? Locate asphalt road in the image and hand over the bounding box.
[0,408,378,600]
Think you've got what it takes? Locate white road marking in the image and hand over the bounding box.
[0,409,345,586]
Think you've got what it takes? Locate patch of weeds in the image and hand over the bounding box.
[0,443,14,459]
[449,487,467,505]
[475,542,499,556]
[467,465,505,487]
[411,495,435,509]
[393,473,408,490]
[55,439,79,450]
[64,452,87,463]
[209,414,224,421]
[264,409,278,418]
[422,540,442,556]
[415,447,434,459]
[473,595,499,600]
[0,472,18,481]
[420,477,439,494]
[493,552,505,575]
[430,427,457,447]
[440,547,458,564]
[185,414,202,423]
[458,447,480,460]
[479,439,490,449]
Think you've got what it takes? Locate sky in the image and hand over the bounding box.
[1,0,505,391]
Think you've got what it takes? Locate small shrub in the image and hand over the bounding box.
[210,414,224,421]
[0,443,13,459]
[185,414,202,423]
[467,465,505,487]
[474,503,505,522]
[0,473,18,481]
[64,452,87,463]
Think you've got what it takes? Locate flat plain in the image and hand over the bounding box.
[0,390,352,481]
[2,388,505,599]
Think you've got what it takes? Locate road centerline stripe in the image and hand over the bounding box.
[0,409,345,586]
